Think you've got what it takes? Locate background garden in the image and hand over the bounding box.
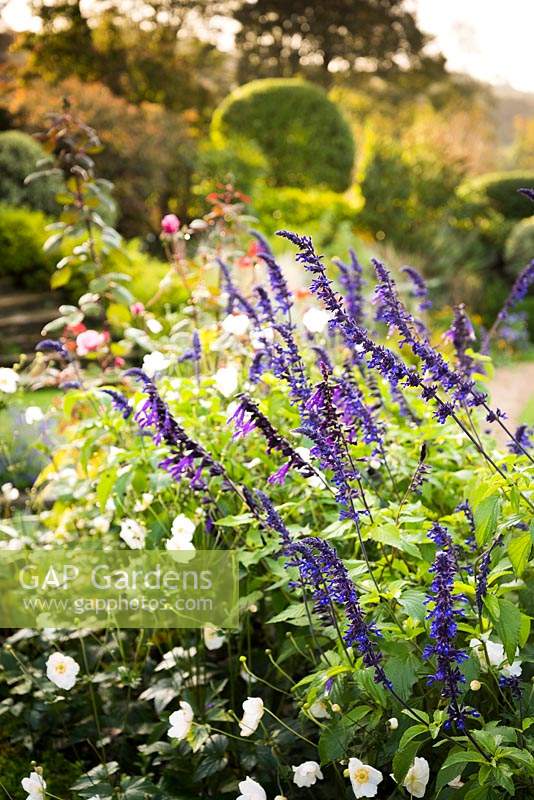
[0,2,533,799]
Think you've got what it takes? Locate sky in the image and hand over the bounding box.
[2,0,534,94]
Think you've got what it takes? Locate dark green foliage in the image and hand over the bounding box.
[211,79,355,191]
[0,131,63,214]
[505,216,534,276]
[358,135,462,255]
[0,204,56,289]
[458,171,534,220]
[233,0,444,86]
[0,737,81,799]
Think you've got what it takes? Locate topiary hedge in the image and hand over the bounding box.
[457,170,534,220]
[211,79,355,191]
[504,215,534,277]
[0,130,64,214]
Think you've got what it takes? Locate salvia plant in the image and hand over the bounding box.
[0,117,533,800]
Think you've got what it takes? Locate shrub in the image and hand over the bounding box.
[8,78,196,237]
[457,170,534,219]
[358,133,463,255]
[0,204,56,289]
[505,215,534,276]
[211,78,355,191]
[0,130,63,214]
[252,184,361,248]
[191,137,269,207]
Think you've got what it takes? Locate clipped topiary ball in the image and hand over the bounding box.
[211,78,355,192]
[457,170,534,220]
[505,215,534,276]
[0,130,63,214]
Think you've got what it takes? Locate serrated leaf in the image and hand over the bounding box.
[508,530,532,577]
[474,493,500,546]
[269,603,307,624]
[493,599,522,664]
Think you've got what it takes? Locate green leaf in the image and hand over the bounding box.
[97,469,117,512]
[216,514,254,527]
[318,720,354,764]
[50,266,72,288]
[440,750,488,771]
[106,302,131,327]
[399,589,427,622]
[508,530,532,577]
[398,724,428,751]
[385,652,420,699]
[269,603,308,625]
[393,740,421,783]
[493,599,522,664]
[474,493,500,546]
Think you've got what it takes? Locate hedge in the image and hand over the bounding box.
[211,79,355,192]
[0,130,63,215]
[457,170,534,220]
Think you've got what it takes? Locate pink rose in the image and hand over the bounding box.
[76,329,108,356]
[161,214,180,235]
[130,302,145,315]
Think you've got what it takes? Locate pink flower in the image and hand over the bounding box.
[161,214,180,235]
[130,302,145,316]
[76,329,108,356]
[114,356,126,368]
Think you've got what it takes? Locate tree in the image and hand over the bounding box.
[233,0,445,86]
[17,0,232,117]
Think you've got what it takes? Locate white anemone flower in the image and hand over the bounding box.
[214,365,239,397]
[302,307,330,334]
[0,367,19,394]
[142,350,170,377]
[239,697,264,737]
[25,406,44,424]
[168,701,194,740]
[222,313,250,337]
[119,519,146,549]
[1,482,19,502]
[348,758,383,798]
[402,757,430,798]
[237,776,267,800]
[292,761,324,787]
[46,652,80,690]
[21,771,46,800]
[166,515,196,551]
[470,637,522,677]
[309,699,330,719]
[171,514,196,539]
[204,624,226,651]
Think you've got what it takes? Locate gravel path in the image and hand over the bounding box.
[487,361,534,444]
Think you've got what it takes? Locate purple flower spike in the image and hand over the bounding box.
[424,522,473,729]
[36,339,69,360]
[101,389,132,419]
[507,424,533,455]
[402,266,432,311]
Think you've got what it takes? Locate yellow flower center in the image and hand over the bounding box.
[354,768,369,784]
[55,663,66,673]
